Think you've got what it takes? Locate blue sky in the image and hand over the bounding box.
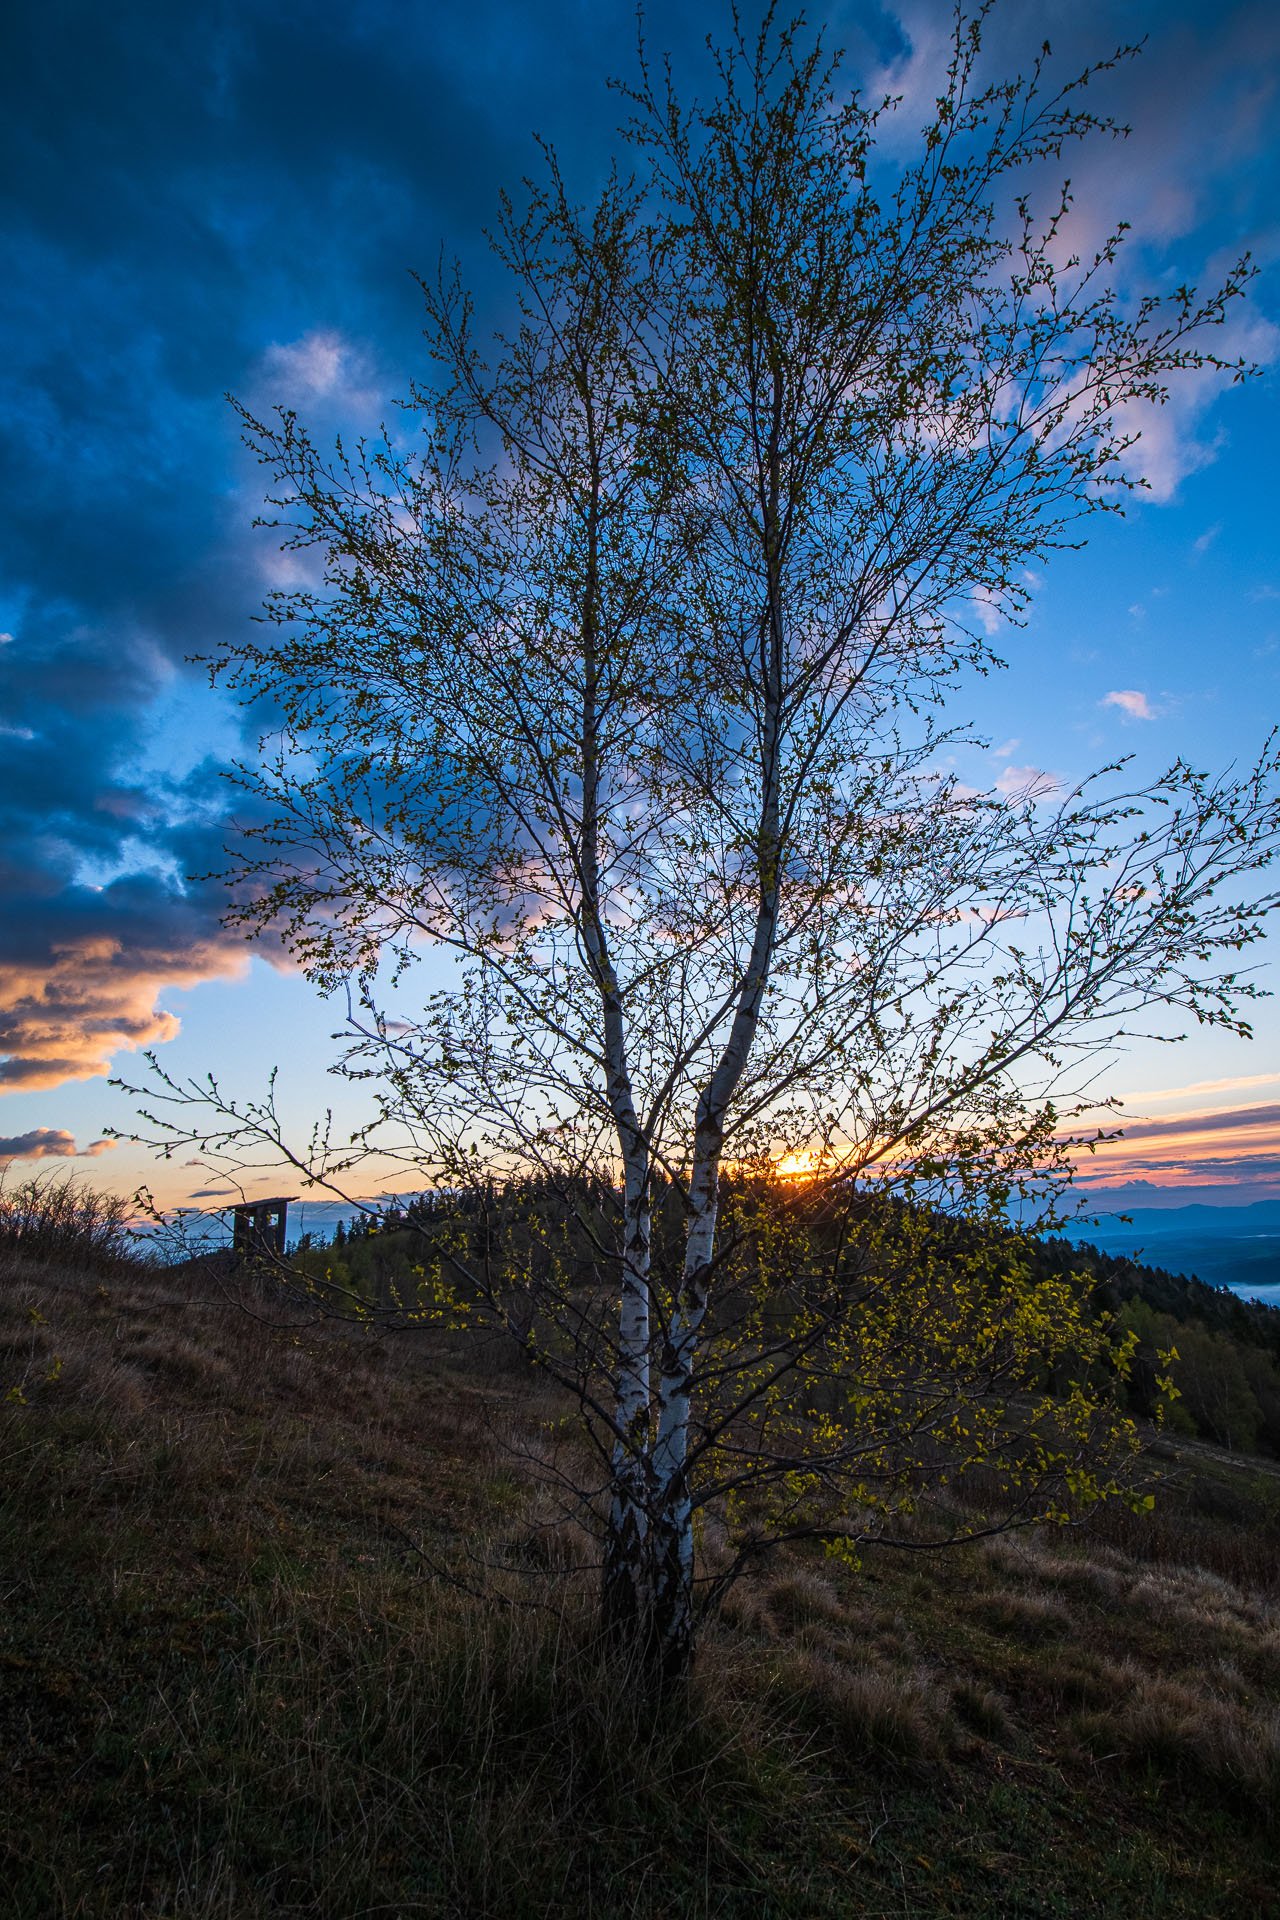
[2,0,1278,1211]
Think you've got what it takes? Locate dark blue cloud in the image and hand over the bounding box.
[0,0,661,1089]
[1,0,1276,1094]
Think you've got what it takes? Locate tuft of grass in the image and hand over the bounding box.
[1072,1672,1280,1819]
[951,1677,1015,1742]
[761,1567,849,1630]
[976,1587,1074,1642]
[775,1647,947,1771]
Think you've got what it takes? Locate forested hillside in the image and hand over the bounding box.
[1033,1235,1280,1456]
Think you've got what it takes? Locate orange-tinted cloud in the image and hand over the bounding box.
[1075,1102,1280,1189]
[0,1127,117,1166]
[0,890,251,1090]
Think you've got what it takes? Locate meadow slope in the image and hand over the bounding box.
[3,1250,1280,1918]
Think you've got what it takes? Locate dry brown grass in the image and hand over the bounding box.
[759,1566,850,1630]
[6,1248,1280,1917]
[950,1677,1015,1741]
[982,1524,1280,1641]
[775,1645,948,1770]
[974,1587,1074,1642]
[1071,1668,1280,1816]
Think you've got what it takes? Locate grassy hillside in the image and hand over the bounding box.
[3,1247,1280,1918]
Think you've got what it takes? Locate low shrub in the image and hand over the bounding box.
[0,1171,140,1272]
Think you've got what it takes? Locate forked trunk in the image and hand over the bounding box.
[649,1480,696,1677]
[600,1462,651,1641]
[601,1484,695,1679]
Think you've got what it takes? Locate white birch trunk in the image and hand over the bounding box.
[648,801,782,1664]
[601,1140,654,1639]
[648,484,786,1670]
[574,490,659,1639]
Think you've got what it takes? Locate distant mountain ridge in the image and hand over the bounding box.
[1057,1198,1280,1306]
[1072,1198,1280,1236]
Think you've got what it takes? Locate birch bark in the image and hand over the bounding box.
[648,461,787,1668]
[574,467,656,1637]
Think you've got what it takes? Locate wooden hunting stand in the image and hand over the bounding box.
[230,1197,296,1261]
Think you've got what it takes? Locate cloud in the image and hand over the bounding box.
[1112,1071,1280,1106]
[1108,1103,1280,1143]
[1102,689,1156,721]
[1075,1102,1280,1189]
[0,0,572,1103]
[0,623,263,1089]
[870,3,1280,503]
[263,330,348,397]
[0,1127,116,1166]
[260,329,379,413]
[0,917,250,1089]
[1194,523,1223,553]
[970,588,1003,638]
[992,738,1019,759]
[994,763,1058,797]
[0,0,1276,1109]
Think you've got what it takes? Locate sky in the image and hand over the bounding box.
[2,0,1279,1216]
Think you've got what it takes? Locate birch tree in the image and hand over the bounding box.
[135,9,1279,1673]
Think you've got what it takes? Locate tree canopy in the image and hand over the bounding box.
[126,7,1279,1672]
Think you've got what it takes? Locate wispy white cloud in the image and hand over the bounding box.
[1193,522,1223,553]
[258,329,381,416]
[970,587,1002,637]
[994,763,1058,796]
[1102,689,1156,720]
[262,329,349,398]
[1118,1071,1280,1106]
